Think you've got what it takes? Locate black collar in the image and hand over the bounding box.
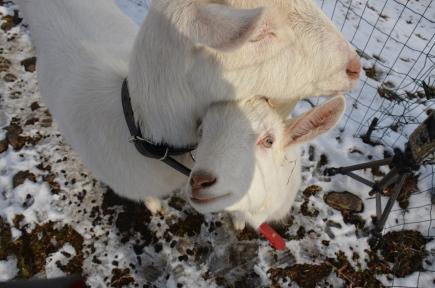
[121,79,194,176]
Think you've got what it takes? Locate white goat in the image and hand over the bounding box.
[15,0,357,217]
[187,95,345,230]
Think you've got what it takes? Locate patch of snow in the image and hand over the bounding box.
[0,257,19,281]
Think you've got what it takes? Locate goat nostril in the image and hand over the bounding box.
[346,56,361,80]
[190,171,217,190]
[200,177,216,188]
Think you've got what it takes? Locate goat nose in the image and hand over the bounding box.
[346,55,361,80]
[190,171,217,192]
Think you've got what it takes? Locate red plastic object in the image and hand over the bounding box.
[259,222,286,250]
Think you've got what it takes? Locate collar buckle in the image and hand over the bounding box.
[128,135,146,143]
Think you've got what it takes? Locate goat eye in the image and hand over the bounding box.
[259,135,274,148]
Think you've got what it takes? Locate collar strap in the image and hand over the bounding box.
[121,79,194,176]
[121,79,196,158]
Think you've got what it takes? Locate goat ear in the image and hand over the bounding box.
[191,3,264,51]
[284,96,346,147]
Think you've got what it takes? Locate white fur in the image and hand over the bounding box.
[129,0,360,146]
[15,0,355,216]
[15,0,191,208]
[187,96,346,229]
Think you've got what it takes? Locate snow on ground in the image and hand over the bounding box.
[0,0,434,287]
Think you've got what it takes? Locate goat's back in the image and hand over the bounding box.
[12,0,185,201]
[15,0,138,104]
[16,0,137,49]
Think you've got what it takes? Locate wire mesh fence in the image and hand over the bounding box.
[319,0,435,287]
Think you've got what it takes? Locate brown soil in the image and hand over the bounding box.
[193,245,211,263]
[295,226,306,240]
[231,271,262,288]
[1,9,22,32]
[379,230,428,277]
[4,120,41,151]
[42,173,62,194]
[12,214,25,229]
[0,218,13,261]
[404,90,426,100]
[110,268,136,288]
[20,56,36,72]
[235,226,260,241]
[0,138,8,153]
[302,185,322,197]
[3,73,17,82]
[378,86,401,101]
[269,218,294,241]
[101,188,155,245]
[12,170,37,188]
[342,212,366,230]
[300,186,322,219]
[0,217,84,278]
[168,196,187,211]
[371,165,386,177]
[300,200,320,218]
[364,64,383,81]
[328,251,384,288]
[168,212,204,237]
[30,101,41,111]
[318,154,329,168]
[0,56,11,72]
[268,263,331,288]
[383,174,419,209]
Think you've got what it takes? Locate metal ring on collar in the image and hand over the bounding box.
[159,147,169,161]
[190,150,197,162]
[128,135,146,143]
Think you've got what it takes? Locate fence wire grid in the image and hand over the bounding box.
[319,0,434,287]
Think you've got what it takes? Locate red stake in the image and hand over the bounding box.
[259,222,286,250]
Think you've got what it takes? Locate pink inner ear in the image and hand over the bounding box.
[310,107,339,129]
[286,97,345,146]
[288,118,318,143]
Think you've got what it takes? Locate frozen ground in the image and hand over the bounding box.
[0,0,434,287]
